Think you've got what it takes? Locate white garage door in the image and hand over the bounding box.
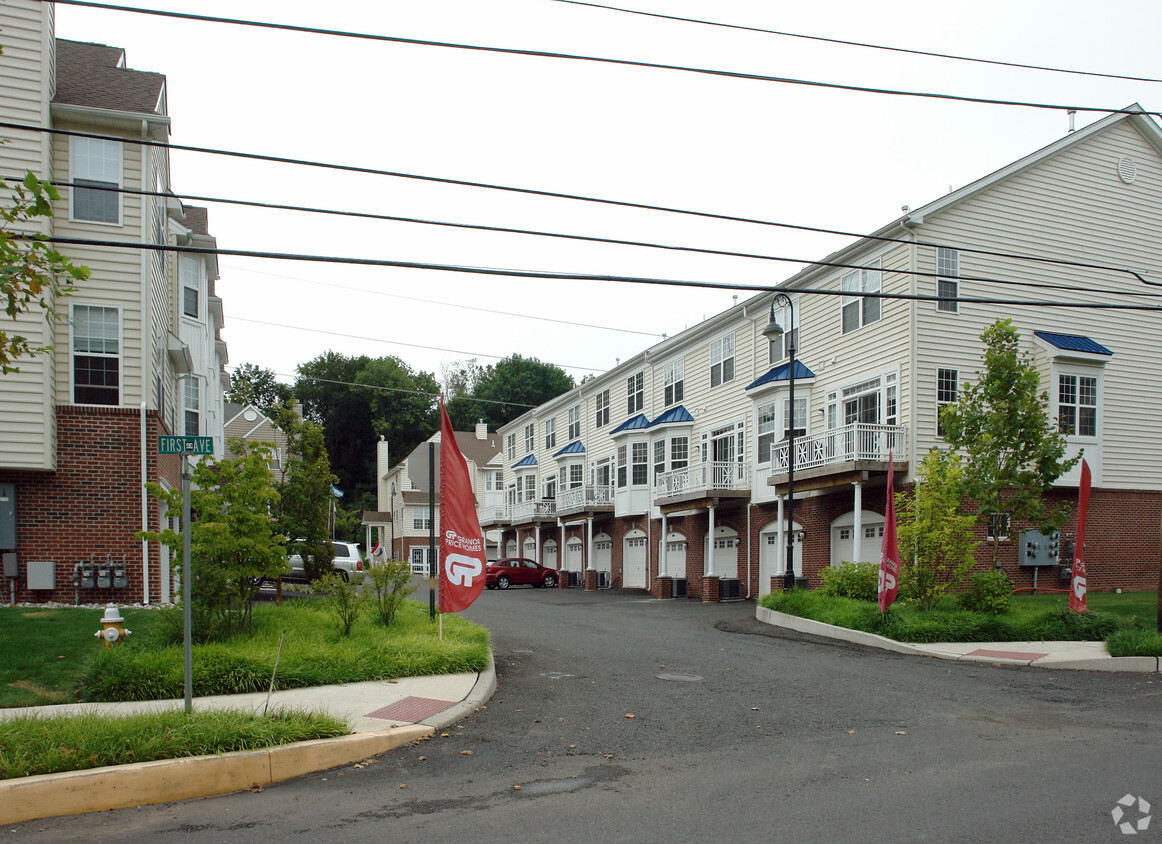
[594,534,612,573]
[624,533,647,589]
[565,539,584,572]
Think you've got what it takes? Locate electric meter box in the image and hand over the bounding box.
[0,484,15,549]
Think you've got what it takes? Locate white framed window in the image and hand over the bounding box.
[937,247,959,313]
[670,436,689,470]
[180,255,201,319]
[841,260,882,334]
[522,474,537,502]
[627,371,644,414]
[937,368,958,437]
[1058,374,1097,437]
[545,417,556,450]
[544,474,557,500]
[663,360,684,407]
[506,432,516,457]
[184,377,200,437]
[595,390,610,428]
[632,442,649,485]
[654,439,666,477]
[71,137,122,224]
[757,401,776,464]
[524,422,535,454]
[593,456,613,488]
[843,377,882,425]
[568,463,584,489]
[710,333,735,388]
[783,397,807,439]
[768,299,799,363]
[568,404,581,440]
[413,507,432,530]
[617,445,628,488]
[886,373,898,427]
[71,304,120,405]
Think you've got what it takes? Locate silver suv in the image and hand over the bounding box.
[286,541,364,582]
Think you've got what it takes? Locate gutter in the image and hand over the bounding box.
[139,118,150,605]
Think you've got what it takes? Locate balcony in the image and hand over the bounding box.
[654,461,750,507]
[554,485,614,518]
[510,499,557,525]
[766,423,907,492]
[476,504,508,527]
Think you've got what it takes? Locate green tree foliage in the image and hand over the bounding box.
[139,444,287,639]
[271,418,336,581]
[226,362,294,414]
[941,319,1078,567]
[445,354,574,431]
[1,173,90,374]
[895,448,979,612]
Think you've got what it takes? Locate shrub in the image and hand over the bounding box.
[366,558,418,627]
[957,570,1012,615]
[819,562,879,602]
[312,572,364,636]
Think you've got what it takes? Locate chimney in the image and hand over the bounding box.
[476,420,487,440]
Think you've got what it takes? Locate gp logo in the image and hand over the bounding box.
[445,553,483,586]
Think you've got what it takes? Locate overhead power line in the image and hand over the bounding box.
[44,0,1160,119]
[551,0,1162,84]
[29,233,1162,313]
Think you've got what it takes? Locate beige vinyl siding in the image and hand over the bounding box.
[912,120,1162,489]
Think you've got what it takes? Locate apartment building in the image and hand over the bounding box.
[0,1,227,604]
[490,106,1162,601]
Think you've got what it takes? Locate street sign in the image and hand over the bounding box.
[158,436,214,455]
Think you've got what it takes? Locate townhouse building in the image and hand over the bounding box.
[489,106,1162,601]
[0,1,227,604]
[377,423,504,572]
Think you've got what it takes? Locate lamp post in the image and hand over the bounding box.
[390,482,397,562]
[762,293,798,591]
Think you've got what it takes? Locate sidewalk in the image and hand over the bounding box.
[756,606,1162,673]
[0,657,496,827]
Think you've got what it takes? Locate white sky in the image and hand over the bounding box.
[55,0,1162,385]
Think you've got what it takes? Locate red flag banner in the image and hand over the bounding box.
[878,452,900,613]
[437,399,486,614]
[1069,459,1091,613]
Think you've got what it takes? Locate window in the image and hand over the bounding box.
[413,507,432,530]
[937,247,959,313]
[545,417,556,450]
[617,445,628,488]
[784,397,807,439]
[522,474,537,502]
[524,422,535,454]
[988,513,1010,541]
[595,390,610,428]
[568,463,584,489]
[544,475,557,500]
[568,405,581,440]
[181,255,200,319]
[664,360,684,406]
[71,137,122,224]
[841,261,882,333]
[768,300,799,363]
[627,371,644,414]
[844,377,881,425]
[757,401,776,464]
[886,373,898,427]
[632,442,649,485]
[594,457,613,488]
[654,439,666,477]
[184,378,200,437]
[1059,374,1097,437]
[506,433,516,456]
[710,333,735,387]
[670,436,689,470]
[937,368,958,437]
[72,305,120,405]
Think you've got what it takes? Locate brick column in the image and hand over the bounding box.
[701,575,720,603]
[654,575,673,600]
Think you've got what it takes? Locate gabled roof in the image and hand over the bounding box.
[512,453,539,468]
[554,440,586,456]
[746,360,816,391]
[402,429,502,492]
[611,413,650,434]
[1033,331,1113,356]
[649,405,694,426]
[54,40,166,115]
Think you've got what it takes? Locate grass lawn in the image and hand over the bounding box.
[1012,590,1157,627]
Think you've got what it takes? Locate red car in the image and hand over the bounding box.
[485,558,559,590]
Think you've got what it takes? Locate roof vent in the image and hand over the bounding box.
[1118,156,1137,184]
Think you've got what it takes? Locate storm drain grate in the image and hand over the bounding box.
[966,648,1049,661]
[366,696,455,722]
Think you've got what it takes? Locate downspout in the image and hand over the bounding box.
[745,502,752,599]
[139,118,150,605]
[907,227,919,475]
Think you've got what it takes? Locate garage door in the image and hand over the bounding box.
[565,539,584,572]
[623,534,647,589]
[594,534,612,573]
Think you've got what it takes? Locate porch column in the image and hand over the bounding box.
[660,513,669,577]
[586,518,595,571]
[535,524,541,565]
[777,496,786,576]
[852,481,863,564]
[706,505,717,576]
[560,521,565,571]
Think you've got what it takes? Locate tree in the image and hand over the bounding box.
[446,354,574,431]
[894,449,979,612]
[271,418,336,581]
[140,444,287,638]
[1,173,90,374]
[941,319,1079,567]
[226,362,294,414]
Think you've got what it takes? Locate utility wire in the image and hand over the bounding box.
[551,0,1162,85]
[44,0,1161,119]
[29,233,1162,312]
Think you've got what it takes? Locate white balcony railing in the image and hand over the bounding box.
[771,423,906,473]
[476,504,508,524]
[555,485,614,512]
[510,500,556,522]
[654,460,750,499]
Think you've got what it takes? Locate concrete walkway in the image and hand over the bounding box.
[756,606,1162,672]
[0,657,496,827]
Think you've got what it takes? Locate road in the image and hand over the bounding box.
[12,587,1162,843]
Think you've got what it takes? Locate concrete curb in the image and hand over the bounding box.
[755,607,1162,673]
[422,653,497,730]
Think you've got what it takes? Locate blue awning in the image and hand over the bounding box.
[1033,331,1113,356]
[649,405,695,426]
[611,413,651,434]
[512,453,539,468]
[745,360,816,391]
[553,440,585,456]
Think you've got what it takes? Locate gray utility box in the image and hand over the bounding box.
[2,552,16,578]
[27,560,56,590]
[0,483,14,549]
[1019,529,1060,567]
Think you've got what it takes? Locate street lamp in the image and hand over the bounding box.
[390,482,397,562]
[762,293,798,592]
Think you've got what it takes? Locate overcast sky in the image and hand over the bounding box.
[55,0,1162,386]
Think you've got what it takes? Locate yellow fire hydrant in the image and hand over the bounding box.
[95,603,131,648]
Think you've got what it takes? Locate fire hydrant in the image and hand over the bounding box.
[95,603,131,648]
